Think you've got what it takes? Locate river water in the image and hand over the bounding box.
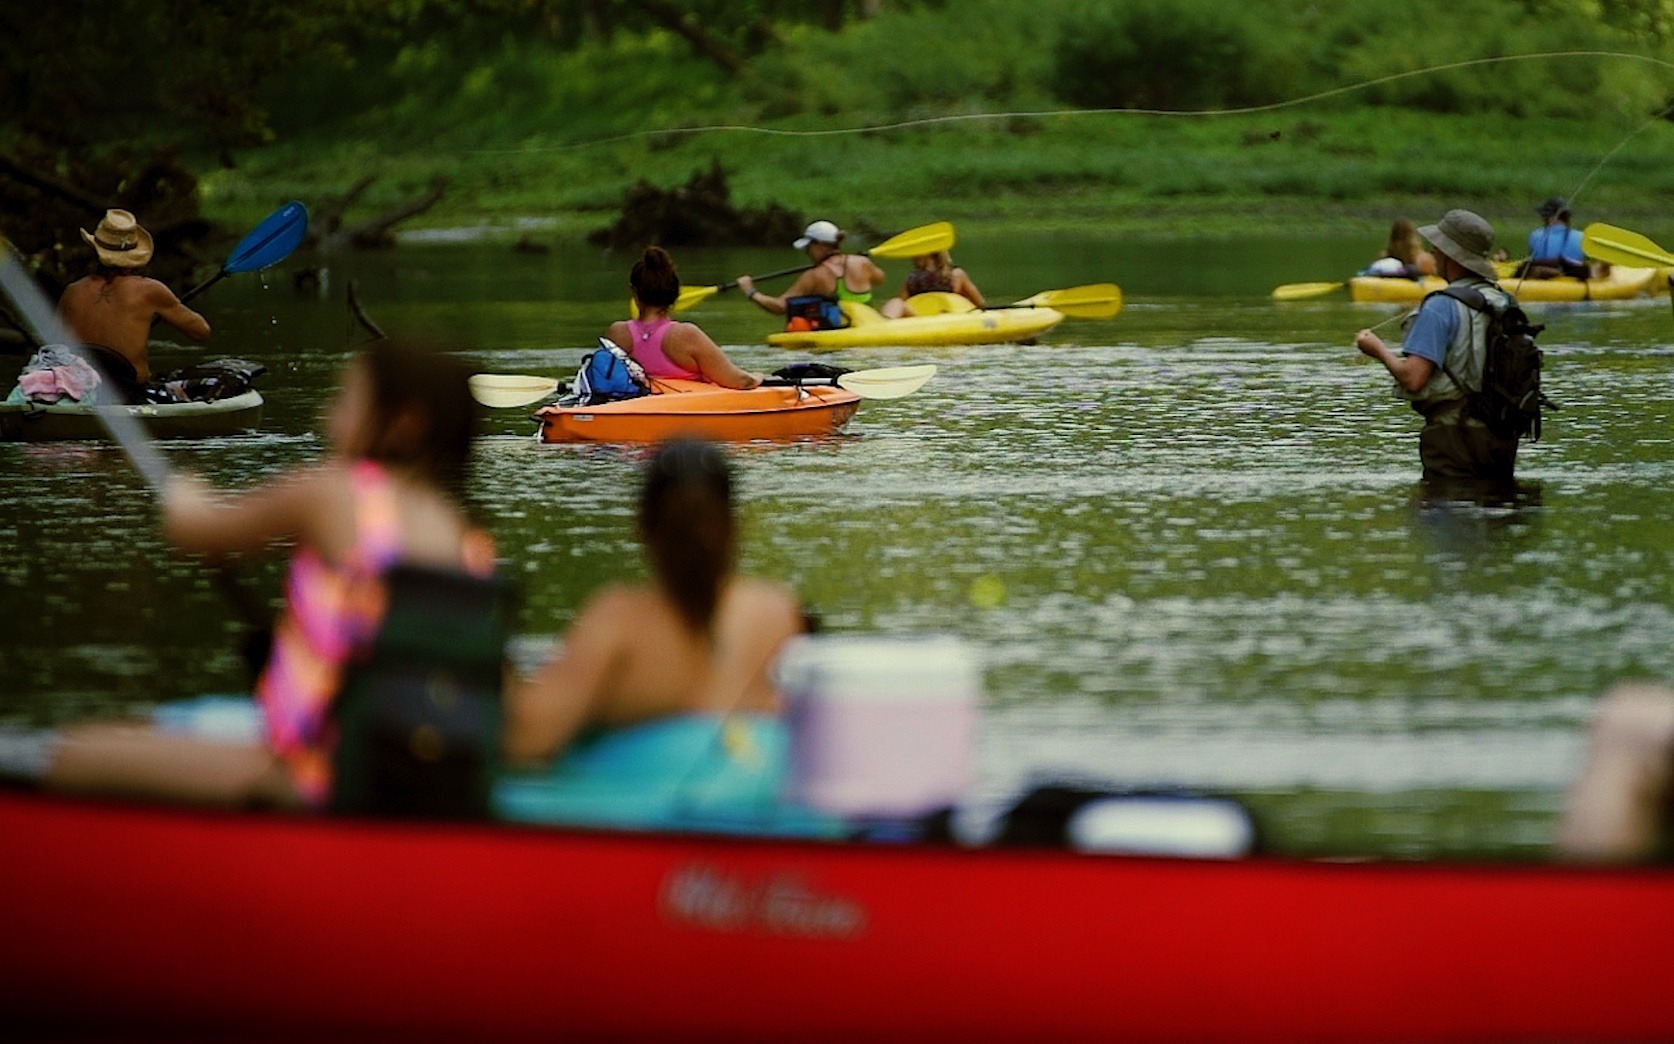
[3,231,1672,858]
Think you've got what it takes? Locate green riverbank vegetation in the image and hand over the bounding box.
[9,0,1674,238]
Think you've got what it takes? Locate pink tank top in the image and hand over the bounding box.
[255,461,494,805]
[626,317,701,381]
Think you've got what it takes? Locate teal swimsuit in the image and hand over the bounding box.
[493,714,843,837]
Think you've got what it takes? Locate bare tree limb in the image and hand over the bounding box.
[346,279,388,344]
[309,175,379,246]
[342,178,449,249]
[0,153,112,213]
[624,0,747,76]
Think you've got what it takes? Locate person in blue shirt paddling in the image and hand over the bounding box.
[1518,197,1590,280]
[1353,209,1520,482]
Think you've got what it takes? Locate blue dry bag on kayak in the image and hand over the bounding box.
[784,295,848,331]
[569,338,650,406]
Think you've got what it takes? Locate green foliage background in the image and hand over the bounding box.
[6,0,1674,232]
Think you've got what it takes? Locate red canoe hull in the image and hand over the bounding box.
[0,789,1669,1039]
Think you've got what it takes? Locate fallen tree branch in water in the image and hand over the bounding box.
[339,178,449,250]
[346,279,388,345]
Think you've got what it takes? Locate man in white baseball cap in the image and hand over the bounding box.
[737,218,885,329]
[1353,209,1521,482]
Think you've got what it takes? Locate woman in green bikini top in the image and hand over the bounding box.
[737,219,886,319]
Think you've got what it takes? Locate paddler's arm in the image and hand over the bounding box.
[953,268,986,308]
[1555,682,1674,862]
[162,467,323,556]
[740,266,831,316]
[669,324,761,390]
[503,591,623,766]
[735,274,786,316]
[1354,329,1435,393]
[146,279,210,343]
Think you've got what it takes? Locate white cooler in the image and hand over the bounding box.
[776,635,980,819]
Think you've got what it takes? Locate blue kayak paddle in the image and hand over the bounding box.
[180,200,310,303]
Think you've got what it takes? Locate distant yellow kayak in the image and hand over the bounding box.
[1349,267,1659,304]
[765,300,1064,349]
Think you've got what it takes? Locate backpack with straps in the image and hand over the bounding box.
[329,564,514,820]
[1434,285,1558,442]
[566,337,650,406]
[784,295,848,331]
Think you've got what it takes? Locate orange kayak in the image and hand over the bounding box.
[536,378,861,444]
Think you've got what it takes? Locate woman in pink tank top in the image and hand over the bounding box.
[606,247,763,389]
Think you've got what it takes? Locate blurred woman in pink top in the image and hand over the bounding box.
[606,247,762,389]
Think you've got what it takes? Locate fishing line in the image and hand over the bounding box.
[1371,88,1670,338]
[467,49,1674,155]
[474,41,1672,324]
[1494,96,1674,296]
[1563,104,1674,209]
[464,47,1674,332]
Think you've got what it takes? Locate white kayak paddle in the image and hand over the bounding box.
[469,364,937,408]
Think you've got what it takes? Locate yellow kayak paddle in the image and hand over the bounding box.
[1271,281,1345,301]
[906,283,1122,320]
[1581,223,1674,268]
[1010,283,1123,318]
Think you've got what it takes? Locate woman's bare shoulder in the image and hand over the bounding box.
[667,320,716,346]
[728,576,803,618]
[575,583,660,626]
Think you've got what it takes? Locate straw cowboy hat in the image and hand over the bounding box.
[1418,209,1498,281]
[80,209,154,268]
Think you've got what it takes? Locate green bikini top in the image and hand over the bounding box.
[826,255,873,304]
[836,282,872,304]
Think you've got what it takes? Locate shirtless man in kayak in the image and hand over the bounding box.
[736,220,885,328]
[57,209,210,400]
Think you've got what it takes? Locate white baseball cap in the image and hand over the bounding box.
[793,220,842,249]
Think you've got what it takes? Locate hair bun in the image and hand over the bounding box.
[643,246,673,270]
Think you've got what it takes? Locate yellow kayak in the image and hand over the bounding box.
[765,299,1063,350]
[1350,267,1658,304]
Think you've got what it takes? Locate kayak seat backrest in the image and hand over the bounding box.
[904,292,976,316]
[330,564,514,821]
[839,301,886,327]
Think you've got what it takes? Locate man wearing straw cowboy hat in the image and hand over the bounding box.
[56,208,211,402]
[1353,209,1520,482]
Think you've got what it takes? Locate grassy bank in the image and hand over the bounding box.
[201,103,1674,241]
[192,0,1674,241]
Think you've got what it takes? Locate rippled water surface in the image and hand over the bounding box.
[4,232,1672,858]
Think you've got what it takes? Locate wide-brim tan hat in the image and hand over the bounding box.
[80,209,153,268]
[1418,209,1497,281]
